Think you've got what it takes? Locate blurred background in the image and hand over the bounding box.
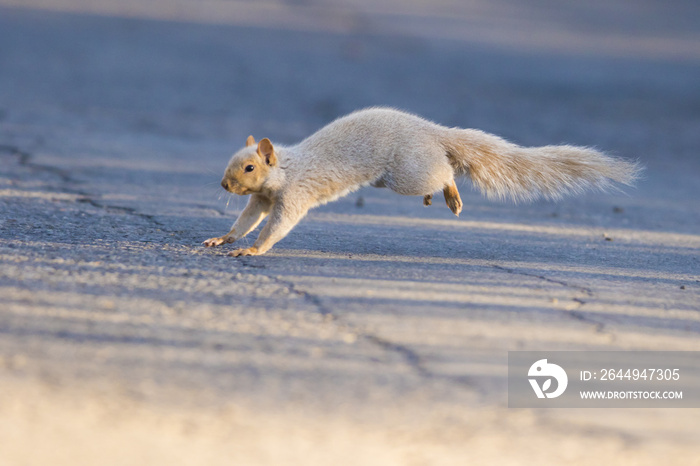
[1,1,699,464]
[2,0,699,217]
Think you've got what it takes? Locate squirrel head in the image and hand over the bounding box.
[221,135,278,195]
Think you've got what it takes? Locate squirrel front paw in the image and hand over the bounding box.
[202,236,233,247]
[228,247,259,257]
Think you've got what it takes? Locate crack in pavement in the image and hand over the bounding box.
[75,197,165,227]
[362,333,430,377]
[2,143,166,229]
[266,274,432,378]
[491,264,593,296]
[491,264,611,336]
[569,309,608,335]
[1,144,74,184]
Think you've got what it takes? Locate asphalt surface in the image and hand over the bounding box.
[1,2,700,464]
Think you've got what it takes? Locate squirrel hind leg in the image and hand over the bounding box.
[443,180,463,216]
[423,194,433,206]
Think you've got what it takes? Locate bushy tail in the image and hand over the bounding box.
[442,128,642,203]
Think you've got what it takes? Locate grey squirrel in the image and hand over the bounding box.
[204,108,640,256]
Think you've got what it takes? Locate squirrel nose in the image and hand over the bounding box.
[221,179,229,191]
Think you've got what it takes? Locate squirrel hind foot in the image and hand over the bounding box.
[443,181,463,216]
[423,194,433,206]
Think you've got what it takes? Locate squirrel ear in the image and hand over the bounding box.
[257,138,277,166]
[246,135,256,147]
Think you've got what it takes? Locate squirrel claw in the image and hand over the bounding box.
[203,236,230,247]
[228,247,259,257]
[443,180,463,216]
[446,196,463,216]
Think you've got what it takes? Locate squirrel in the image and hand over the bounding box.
[203,107,640,257]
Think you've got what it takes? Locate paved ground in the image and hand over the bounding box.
[1,1,699,464]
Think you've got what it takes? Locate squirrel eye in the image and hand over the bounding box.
[244,165,255,173]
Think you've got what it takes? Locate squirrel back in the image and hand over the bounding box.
[295,107,640,204]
